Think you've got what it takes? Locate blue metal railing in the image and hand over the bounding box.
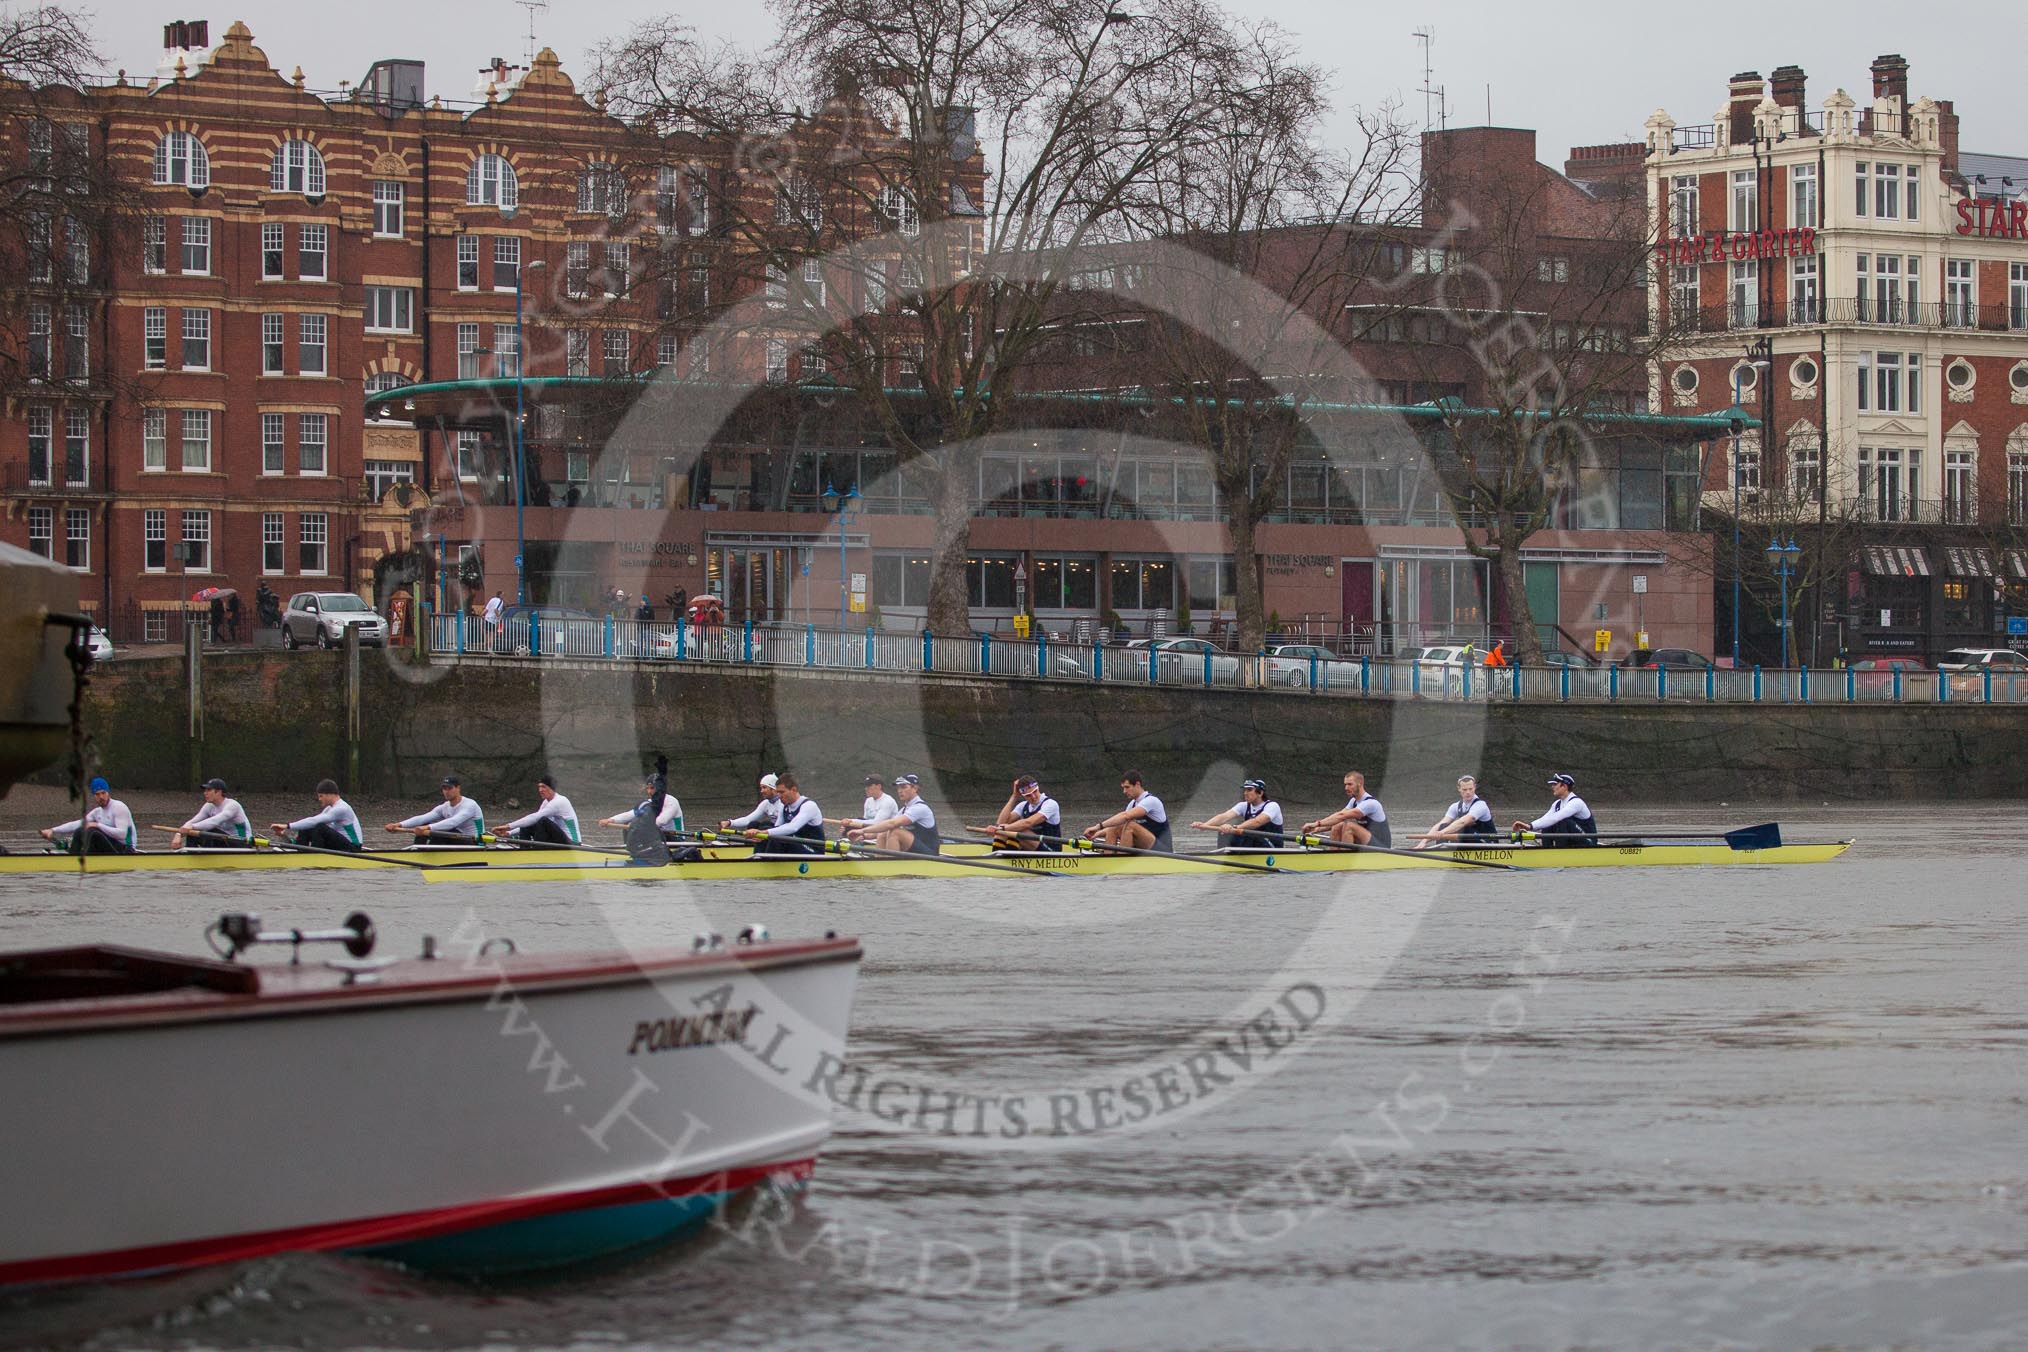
[415,610,2028,707]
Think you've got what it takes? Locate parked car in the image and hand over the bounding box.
[1414,643,1477,696]
[85,627,114,662]
[1624,647,1712,669]
[1932,648,2028,673]
[1534,649,1597,670]
[1848,657,1926,693]
[281,592,386,650]
[1150,636,1243,684]
[489,603,602,656]
[1264,643,1341,688]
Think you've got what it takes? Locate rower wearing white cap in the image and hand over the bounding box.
[385,774,486,845]
[1514,773,1597,846]
[1300,769,1389,847]
[850,773,941,855]
[1416,775,1497,849]
[1192,778,1284,849]
[720,773,783,832]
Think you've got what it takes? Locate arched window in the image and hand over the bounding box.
[152,131,210,188]
[879,185,919,236]
[270,138,326,196]
[774,175,822,230]
[577,162,626,217]
[467,154,518,210]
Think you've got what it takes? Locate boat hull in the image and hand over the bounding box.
[423,840,1856,884]
[0,843,653,874]
[0,937,861,1288]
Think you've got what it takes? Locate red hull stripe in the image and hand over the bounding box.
[0,1157,815,1287]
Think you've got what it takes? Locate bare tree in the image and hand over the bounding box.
[1114,20,1415,653]
[592,0,1281,636]
[1379,142,1694,663]
[0,7,142,407]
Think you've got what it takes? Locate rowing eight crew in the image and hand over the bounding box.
[38,764,1596,857]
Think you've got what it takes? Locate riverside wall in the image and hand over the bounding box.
[46,650,2028,813]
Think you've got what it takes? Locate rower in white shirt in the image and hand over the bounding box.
[1514,772,1598,847]
[270,779,362,851]
[990,774,1064,851]
[721,773,783,832]
[43,777,137,855]
[1193,778,1284,849]
[1416,774,1497,849]
[1090,769,1171,852]
[501,774,582,845]
[849,773,941,855]
[1301,769,1390,847]
[385,774,486,844]
[744,772,824,856]
[859,773,899,826]
[169,777,253,850]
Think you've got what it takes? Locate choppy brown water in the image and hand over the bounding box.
[4,801,2028,1351]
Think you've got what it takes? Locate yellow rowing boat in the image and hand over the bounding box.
[419,839,1856,884]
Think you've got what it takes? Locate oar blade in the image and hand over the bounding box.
[1722,822,1782,852]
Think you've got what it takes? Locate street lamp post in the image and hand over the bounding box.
[512,258,548,605]
[1731,336,1773,668]
[821,481,860,630]
[1765,537,1802,668]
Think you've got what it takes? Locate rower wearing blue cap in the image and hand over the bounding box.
[1192,778,1284,849]
[1515,773,1597,846]
[42,778,137,855]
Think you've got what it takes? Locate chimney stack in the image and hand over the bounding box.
[1871,53,1909,104]
[1936,98,1961,176]
[1727,71,1764,145]
[1769,65,1807,113]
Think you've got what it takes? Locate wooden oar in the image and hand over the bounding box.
[970,825,1287,875]
[1514,822,1780,851]
[476,831,634,856]
[253,835,484,870]
[1269,828,1516,872]
[822,836,1057,880]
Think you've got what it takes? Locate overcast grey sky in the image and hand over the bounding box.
[85,1,2025,165]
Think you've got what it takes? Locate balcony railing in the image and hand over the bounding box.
[1683,298,2028,335]
[2,462,99,496]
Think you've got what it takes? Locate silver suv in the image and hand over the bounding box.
[282,592,386,649]
[1934,648,2028,672]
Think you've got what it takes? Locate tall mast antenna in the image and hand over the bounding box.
[515,0,548,66]
[1413,27,1436,132]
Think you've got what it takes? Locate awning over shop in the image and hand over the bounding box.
[1862,545,1931,577]
[1942,545,2001,578]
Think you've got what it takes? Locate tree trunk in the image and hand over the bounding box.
[1495,538,1543,664]
[923,445,976,638]
[1229,501,1265,659]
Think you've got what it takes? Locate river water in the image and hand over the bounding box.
[5,800,2028,1351]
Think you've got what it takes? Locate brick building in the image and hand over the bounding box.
[3,20,929,636]
[1645,54,2028,663]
